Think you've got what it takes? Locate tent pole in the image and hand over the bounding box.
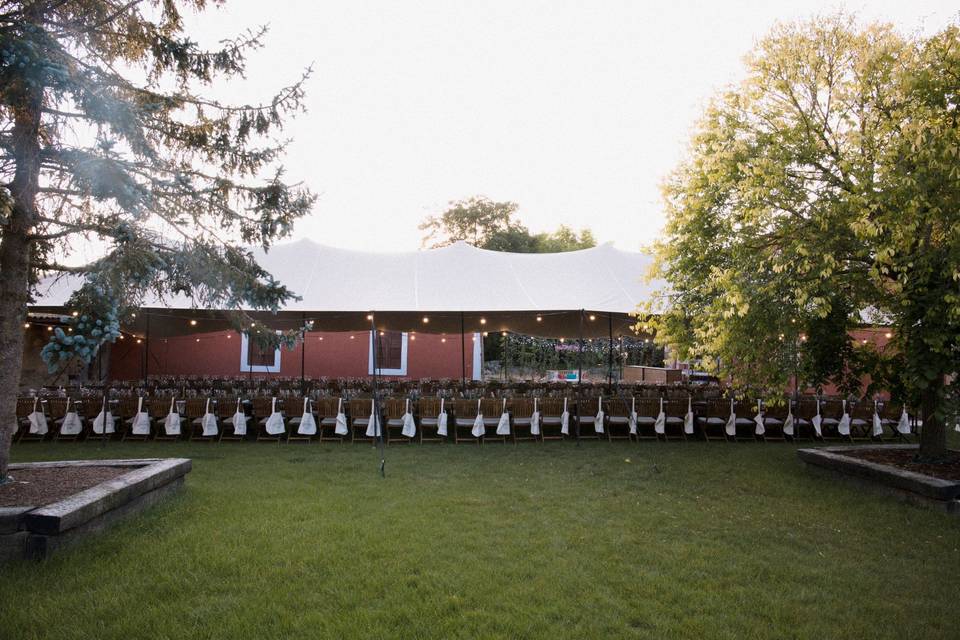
[300,312,306,391]
[142,313,150,388]
[370,313,385,477]
[607,314,613,389]
[576,309,583,442]
[460,312,466,393]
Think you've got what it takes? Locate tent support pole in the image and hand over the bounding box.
[576,309,583,443]
[142,313,150,388]
[300,312,306,391]
[370,313,385,478]
[460,312,466,393]
[607,314,613,389]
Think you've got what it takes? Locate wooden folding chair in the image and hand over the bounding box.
[480,398,510,444]
[82,395,111,441]
[217,396,246,442]
[349,398,378,444]
[417,397,448,443]
[848,399,874,441]
[118,396,150,441]
[793,397,821,441]
[697,399,732,442]
[252,396,285,443]
[15,397,41,443]
[633,398,661,441]
[451,398,482,444]
[538,397,569,441]
[286,395,316,443]
[47,398,79,441]
[819,399,846,441]
[604,397,635,441]
[150,397,178,441]
[759,398,789,442]
[574,396,604,440]
[879,401,913,441]
[383,398,413,444]
[316,397,348,443]
[507,397,538,443]
[662,399,689,441]
[732,400,761,442]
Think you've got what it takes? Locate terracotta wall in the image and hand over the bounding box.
[108,330,477,381]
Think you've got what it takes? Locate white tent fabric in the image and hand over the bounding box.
[30,240,658,337]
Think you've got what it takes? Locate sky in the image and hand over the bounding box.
[180,1,958,253]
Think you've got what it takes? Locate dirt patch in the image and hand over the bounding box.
[0,466,129,507]
[842,448,960,482]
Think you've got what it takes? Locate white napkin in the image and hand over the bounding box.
[401,399,416,438]
[164,397,182,436]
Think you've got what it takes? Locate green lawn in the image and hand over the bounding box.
[3,439,958,639]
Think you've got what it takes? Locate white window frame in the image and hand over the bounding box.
[368,330,408,376]
[240,332,282,373]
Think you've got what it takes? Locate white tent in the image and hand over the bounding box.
[31,239,658,338]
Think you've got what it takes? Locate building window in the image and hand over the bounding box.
[368,330,408,376]
[240,332,281,373]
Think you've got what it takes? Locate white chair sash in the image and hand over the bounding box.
[896,407,911,435]
[594,396,605,434]
[496,398,510,435]
[131,396,151,435]
[436,398,448,436]
[164,397,182,436]
[530,398,541,436]
[335,398,349,435]
[754,400,765,436]
[629,397,638,435]
[401,398,416,438]
[654,397,666,435]
[231,398,246,436]
[298,398,317,435]
[871,400,883,437]
[560,398,570,435]
[265,397,284,435]
[724,398,736,437]
[684,396,694,435]
[199,398,218,436]
[61,397,83,435]
[471,398,485,438]
[93,398,115,435]
[27,397,48,435]
[811,399,822,437]
[783,402,795,436]
[365,398,382,437]
[837,400,851,436]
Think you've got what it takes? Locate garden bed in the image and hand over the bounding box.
[798,445,960,514]
[0,458,191,563]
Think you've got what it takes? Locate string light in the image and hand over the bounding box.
[366,314,373,320]
[409,335,415,341]
[422,316,429,324]
[23,322,30,328]
[559,338,565,343]
[131,313,136,319]
[71,311,79,317]
[379,331,385,336]
[536,315,542,322]
[47,326,53,332]
[196,338,200,343]
[189,319,197,326]
[441,337,446,343]
[119,335,125,340]
[482,331,488,337]
[136,338,142,344]
[350,335,355,340]
[884,332,892,339]
[501,331,507,337]
[318,336,324,341]
[480,318,486,325]
[589,314,596,321]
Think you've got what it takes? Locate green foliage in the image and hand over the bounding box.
[649,14,960,445]
[420,196,596,253]
[0,1,315,370]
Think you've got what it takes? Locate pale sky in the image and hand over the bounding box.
[180,1,957,253]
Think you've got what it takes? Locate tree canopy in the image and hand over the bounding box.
[419,195,596,253]
[649,14,960,458]
[0,0,314,478]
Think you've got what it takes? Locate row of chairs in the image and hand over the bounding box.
[14,395,914,444]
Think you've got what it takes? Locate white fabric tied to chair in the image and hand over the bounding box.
[594,397,605,434]
[837,400,851,437]
[684,396,694,435]
[365,399,382,438]
[230,398,246,436]
[754,401,765,436]
[530,398,541,436]
[724,398,736,437]
[164,397,181,436]
[783,402,795,437]
[401,399,417,438]
[896,408,911,435]
[654,397,666,435]
[811,399,823,437]
[131,397,151,435]
[471,399,485,438]
[436,398,448,437]
[629,397,639,435]
[61,398,83,436]
[872,400,883,437]
[27,397,48,435]
[199,398,218,436]
[496,398,510,435]
[298,398,317,435]
[335,398,349,436]
[560,398,570,435]
[265,397,284,436]
[93,399,115,435]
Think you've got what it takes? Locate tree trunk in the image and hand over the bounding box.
[917,382,948,462]
[0,13,43,479]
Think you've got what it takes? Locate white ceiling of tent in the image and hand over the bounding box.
[32,239,659,313]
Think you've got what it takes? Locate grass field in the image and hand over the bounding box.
[3,439,959,639]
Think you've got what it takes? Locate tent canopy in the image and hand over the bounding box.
[31,240,658,338]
